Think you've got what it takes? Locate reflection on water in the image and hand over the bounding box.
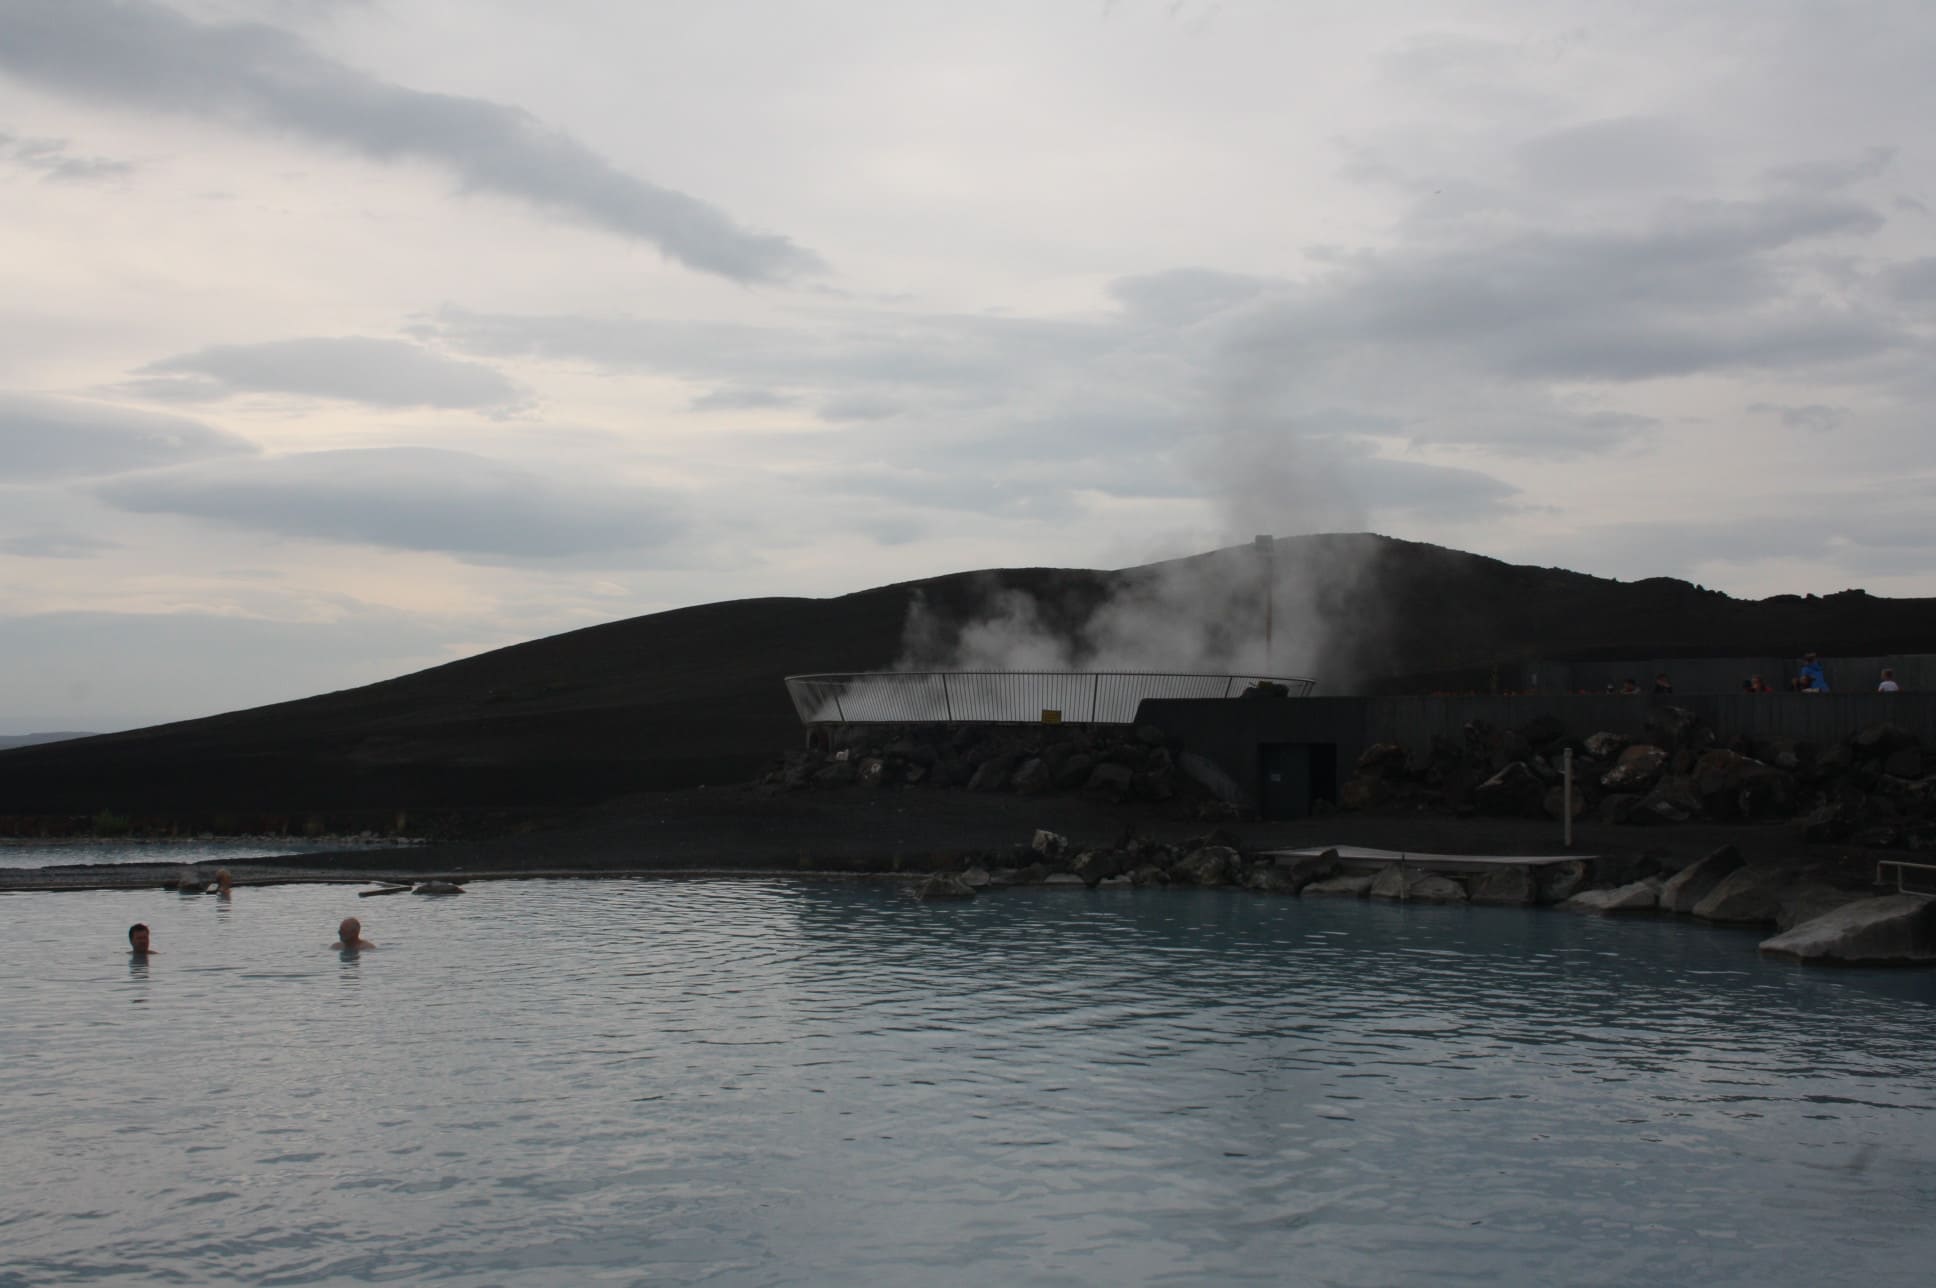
[2,880,1934,1286]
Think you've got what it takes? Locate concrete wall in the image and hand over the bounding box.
[1141,693,1936,810]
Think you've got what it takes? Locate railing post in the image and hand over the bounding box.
[943,673,953,723]
[834,687,846,723]
[1092,673,1100,723]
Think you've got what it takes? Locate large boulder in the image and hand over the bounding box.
[1368,865,1468,903]
[1469,865,1540,906]
[1071,850,1125,887]
[1275,848,1343,893]
[1536,860,1591,904]
[967,757,1015,792]
[1851,723,1918,760]
[1582,731,1628,759]
[1692,865,1795,926]
[1758,895,1936,965]
[1241,864,1299,894]
[1644,706,1711,754]
[914,874,977,900]
[1083,762,1135,802]
[1627,776,1702,825]
[1356,742,1409,778]
[1601,745,1668,792]
[1010,757,1052,795]
[1302,874,1374,898]
[1339,776,1390,811]
[1544,782,1588,821]
[1473,762,1547,817]
[1658,845,1744,914]
[1775,881,1870,932]
[1563,877,1662,914]
[1172,845,1239,886]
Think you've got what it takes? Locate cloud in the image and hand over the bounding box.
[0,128,132,181]
[126,336,528,410]
[688,386,796,413]
[0,393,258,480]
[0,531,120,558]
[1764,146,1896,193]
[0,0,821,283]
[94,446,686,560]
[1515,117,1705,195]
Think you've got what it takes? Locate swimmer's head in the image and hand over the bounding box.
[338,917,361,944]
[216,869,233,891]
[128,923,150,953]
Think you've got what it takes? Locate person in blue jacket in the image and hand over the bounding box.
[1798,653,1829,692]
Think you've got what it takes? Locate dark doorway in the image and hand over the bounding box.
[1258,742,1338,819]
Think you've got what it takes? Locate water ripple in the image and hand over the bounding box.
[2,881,1934,1285]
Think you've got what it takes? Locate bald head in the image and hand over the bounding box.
[333,917,372,950]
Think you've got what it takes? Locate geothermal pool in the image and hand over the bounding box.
[4,881,1934,1286]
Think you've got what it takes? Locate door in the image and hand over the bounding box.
[1259,742,1337,819]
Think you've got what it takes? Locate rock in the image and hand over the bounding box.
[1339,776,1390,811]
[1628,777,1702,825]
[1473,762,1547,817]
[1536,860,1591,904]
[1800,799,1855,842]
[1601,745,1668,792]
[1172,845,1239,886]
[1563,877,1662,913]
[1644,706,1709,754]
[856,756,887,788]
[413,879,464,895]
[1356,742,1409,777]
[1851,723,1918,759]
[1129,864,1169,886]
[1031,829,1069,858]
[967,757,1016,793]
[1136,723,1168,747]
[1884,747,1924,780]
[1132,768,1177,801]
[1583,731,1628,759]
[814,760,857,786]
[1543,783,1587,821]
[914,874,977,900]
[1010,757,1052,794]
[1369,866,1468,903]
[1242,864,1299,894]
[1598,794,1639,826]
[1470,865,1539,905]
[1302,874,1374,898]
[1042,873,1088,888]
[1658,845,1744,914]
[960,867,992,889]
[1097,874,1135,890]
[1775,882,1870,932]
[1758,895,1936,965]
[1071,850,1124,887]
[1053,753,1097,791]
[1083,762,1135,803]
[1692,865,1795,926]
[1275,848,1342,893]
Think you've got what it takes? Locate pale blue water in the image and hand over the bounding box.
[2,882,1933,1287]
[0,839,420,870]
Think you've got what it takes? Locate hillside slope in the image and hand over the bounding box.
[3,534,1933,823]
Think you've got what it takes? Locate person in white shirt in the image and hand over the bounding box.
[1878,668,1901,693]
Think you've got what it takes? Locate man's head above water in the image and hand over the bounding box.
[128,923,151,955]
[333,917,373,950]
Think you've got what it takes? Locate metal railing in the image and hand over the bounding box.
[1876,858,1936,896]
[784,671,1316,726]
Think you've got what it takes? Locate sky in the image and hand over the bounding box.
[2,0,1934,732]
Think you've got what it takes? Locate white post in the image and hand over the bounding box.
[1563,747,1574,849]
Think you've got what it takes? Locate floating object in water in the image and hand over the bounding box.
[413,880,464,896]
[358,884,413,898]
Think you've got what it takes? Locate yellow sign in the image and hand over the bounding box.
[1040,708,1062,724]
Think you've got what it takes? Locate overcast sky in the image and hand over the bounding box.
[2,0,1934,731]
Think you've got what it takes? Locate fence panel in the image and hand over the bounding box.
[786,671,1316,726]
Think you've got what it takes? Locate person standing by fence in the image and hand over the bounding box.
[1879,668,1901,693]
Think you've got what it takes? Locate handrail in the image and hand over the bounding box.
[1875,858,1936,896]
[784,670,1317,726]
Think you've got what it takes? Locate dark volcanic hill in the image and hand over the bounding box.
[4,533,1934,827]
